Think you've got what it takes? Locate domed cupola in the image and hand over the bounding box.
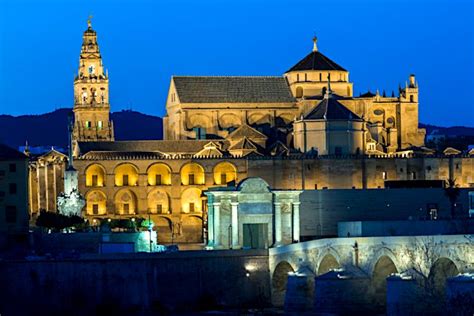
[285,37,353,98]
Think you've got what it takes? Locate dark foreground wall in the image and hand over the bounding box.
[0,250,270,316]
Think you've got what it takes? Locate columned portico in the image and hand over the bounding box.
[292,202,301,242]
[231,202,239,248]
[274,202,282,246]
[213,202,221,247]
[205,177,302,250]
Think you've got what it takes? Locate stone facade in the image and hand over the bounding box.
[27,19,474,246]
[205,177,301,249]
[28,149,67,218]
[0,144,29,244]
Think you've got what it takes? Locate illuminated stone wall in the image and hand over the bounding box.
[269,234,474,309]
[69,156,474,244]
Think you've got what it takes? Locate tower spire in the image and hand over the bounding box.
[87,15,93,29]
[312,36,318,52]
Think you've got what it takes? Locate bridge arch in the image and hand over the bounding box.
[428,257,459,297]
[368,247,400,275]
[371,255,398,308]
[272,261,295,306]
[317,252,341,275]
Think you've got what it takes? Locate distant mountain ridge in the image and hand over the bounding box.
[419,123,474,137]
[0,109,473,150]
[0,108,163,149]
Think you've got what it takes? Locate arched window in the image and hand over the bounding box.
[85,164,106,187]
[147,163,172,186]
[86,190,107,215]
[147,189,170,214]
[114,189,138,215]
[180,163,205,185]
[213,162,237,185]
[410,95,414,102]
[114,163,139,187]
[181,188,203,213]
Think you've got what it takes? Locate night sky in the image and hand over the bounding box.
[0,0,472,126]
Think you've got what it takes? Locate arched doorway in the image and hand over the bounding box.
[272,261,294,306]
[372,255,398,308]
[317,254,340,275]
[155,216,172,244]
[181,215,203,243]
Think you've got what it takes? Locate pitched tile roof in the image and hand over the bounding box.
[226,124,268,140]
[173,76,295,103]
[287,51,346,72]
[78,140,229,156]
[81,151,167,160]
[304,95,362,121]
[0,143,27,160]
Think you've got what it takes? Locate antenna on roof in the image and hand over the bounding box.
[312,36,318,52]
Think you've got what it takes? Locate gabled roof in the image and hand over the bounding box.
[226,124,267,140]
[229,137,257,151]
[0,143,27,161]
[304,95,361,121]
[172,76,295,104]
[193,142,223,158]
[286,50,346,72]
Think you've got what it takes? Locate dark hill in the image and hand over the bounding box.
[0,108,163,149]
[1,109,472,150]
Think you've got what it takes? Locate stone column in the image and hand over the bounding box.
[231,202,239,249]
[45,163,49,211]
[36,165,41,211]
[53,163,57,210]
[213,202,221,247]
[207,201,214,247]
[274,202,282,246]
[292,202,301,242]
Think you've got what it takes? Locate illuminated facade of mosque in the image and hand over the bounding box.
[28,20,474,244]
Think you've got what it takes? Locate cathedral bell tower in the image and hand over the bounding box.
[73,17,114,142]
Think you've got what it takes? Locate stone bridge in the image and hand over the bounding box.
[269,234,474,311]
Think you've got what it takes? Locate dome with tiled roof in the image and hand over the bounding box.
[286,37,346,73]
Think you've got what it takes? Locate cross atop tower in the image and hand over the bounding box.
[87,15,93,28]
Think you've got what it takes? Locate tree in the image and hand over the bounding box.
[36,210,84,231]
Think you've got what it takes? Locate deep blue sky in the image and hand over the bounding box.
[0,0,473,126]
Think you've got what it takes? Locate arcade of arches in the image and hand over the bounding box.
[269,236,472,311]
[81,160,241,243]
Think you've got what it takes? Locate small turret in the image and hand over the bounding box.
[409,74,416,88]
